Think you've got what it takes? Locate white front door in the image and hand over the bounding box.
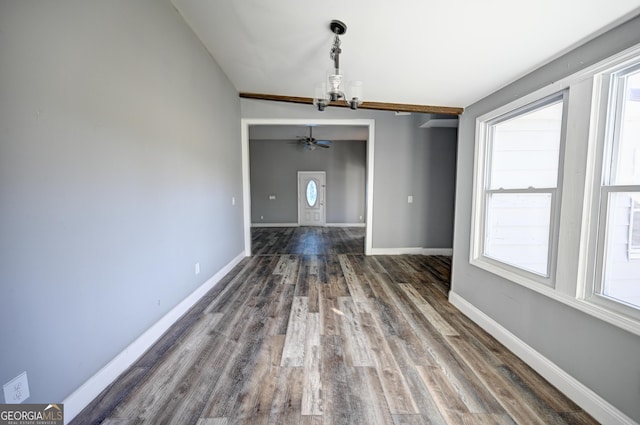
[298,171,326,226]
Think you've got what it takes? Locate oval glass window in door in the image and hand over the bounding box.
[306,180,318,207]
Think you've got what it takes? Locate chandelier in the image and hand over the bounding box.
[313,20,363,111]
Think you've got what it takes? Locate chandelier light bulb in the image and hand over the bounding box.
[348,80,363,110]
[313,82,330,111]
[328,73,344,101]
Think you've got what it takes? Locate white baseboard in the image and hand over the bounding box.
[251,223,366,228]
[421,248,453,256]
[448,291,637,425]
[370,247,453,256]
[62,251,246,424]
[251,223,299,228]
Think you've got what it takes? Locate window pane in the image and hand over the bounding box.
[630,200,640,255]
[485,193,552,276]
[602,192,640,308]
[489,101,563,189]
[610,69,640,185]
[306,180,317,207]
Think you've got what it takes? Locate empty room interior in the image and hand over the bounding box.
[2,1,640,424]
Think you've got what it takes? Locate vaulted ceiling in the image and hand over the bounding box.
[172,0,640,113]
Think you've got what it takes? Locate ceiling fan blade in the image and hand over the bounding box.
[315,140,332,146]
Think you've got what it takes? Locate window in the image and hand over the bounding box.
[469,43,640,335]
[306,180,318,207]
[594,65,640,311]
[472,94,565,284]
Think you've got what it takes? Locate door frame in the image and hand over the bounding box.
[241,118,375,255]
[297,171,326,226]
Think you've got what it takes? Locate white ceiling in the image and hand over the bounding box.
[172,0,640,109]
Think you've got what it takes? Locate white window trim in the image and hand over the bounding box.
[471,42,640,337]
[586,187,640,318]
[470,92,567,289]
[581,58,640,324]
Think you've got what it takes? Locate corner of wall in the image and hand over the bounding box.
[62,251,246,423]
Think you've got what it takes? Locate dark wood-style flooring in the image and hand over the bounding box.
[71,227,597,425]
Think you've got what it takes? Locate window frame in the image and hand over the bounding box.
[469,42,640,336]
[584,61,640,319]
[471,91,568,289]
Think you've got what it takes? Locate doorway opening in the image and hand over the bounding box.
[241,118,375,255]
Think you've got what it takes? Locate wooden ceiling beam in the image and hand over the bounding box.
[239,92,463,116]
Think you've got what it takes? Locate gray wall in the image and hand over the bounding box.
[0,0,243,404]
[241,101,458,249]
[452,14,640,422]
[418,125,457,248]
[249,138,366,224]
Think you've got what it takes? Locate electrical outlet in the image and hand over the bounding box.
[269,195,276,200]
[231,197,236,206]
[3,372,30,404]
[195,262,200,275]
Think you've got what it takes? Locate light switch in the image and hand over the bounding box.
[269,195,276,200]
[408,195,413,203]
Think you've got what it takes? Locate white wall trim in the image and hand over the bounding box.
[324,223,366,228]
[448,291,638,425]
[421,248,453,256]
[251,222,300,228]
[62,251,246,424]
[252,223,366,228]
[241,121,252,256]
[370,247,453,256]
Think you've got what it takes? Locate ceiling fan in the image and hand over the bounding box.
[297,126,332,151]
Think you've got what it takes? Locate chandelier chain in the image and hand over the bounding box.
[330,34,342,68]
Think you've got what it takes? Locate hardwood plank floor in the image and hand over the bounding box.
[71,227,597,425]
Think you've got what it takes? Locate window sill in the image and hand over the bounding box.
[470,256,554,292]
[470,257,640,337]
